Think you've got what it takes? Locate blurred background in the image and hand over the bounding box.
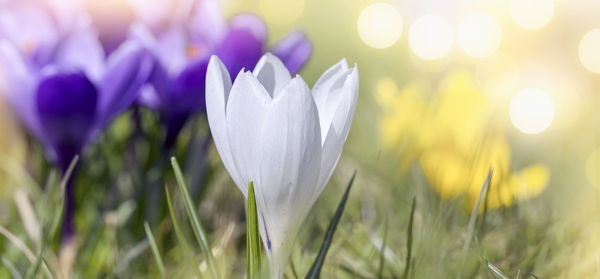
[222,1,600,275]
[2,0,600,278]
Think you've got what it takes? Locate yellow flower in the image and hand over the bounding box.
[376,70,550,209]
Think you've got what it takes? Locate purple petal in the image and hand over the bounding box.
[272,31,312,75]
[147,58,172,104]
[96,40,153,130]
[0,42,46,141]
[128,23,188,76]
[228,14,267,44]
[169,56,210,114]
[36,71,98,168]
[216,15,266,78]
[53,22,106,81]
[137,85,163,110]
[155,25,188,74]
[188,0,227,49]
[159,57,211,148]
[0,1,59,65]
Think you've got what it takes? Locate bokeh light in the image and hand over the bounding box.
[509,88,555,134]
[510,0,554,30]
[409,15,453,60]
[457,13,502,58]
[259,0,304,26]
[578,29,600,74]
[357,2,403,49]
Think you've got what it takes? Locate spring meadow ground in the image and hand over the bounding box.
[1,0,600,278]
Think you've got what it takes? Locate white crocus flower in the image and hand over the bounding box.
[205,53,358,278]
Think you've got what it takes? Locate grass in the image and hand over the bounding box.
[0,113,595,279]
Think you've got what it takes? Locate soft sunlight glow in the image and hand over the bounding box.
[409,15,453,60]
[509,88,554,134]
[357,2,403,49]
[586,148,600,188]
[510,0,554,30]
[259,0,304,26]
[475,52,519,102]
[579,29,600,74]
[457,13,502,58]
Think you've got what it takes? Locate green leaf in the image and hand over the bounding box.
[171,157,219,279]
[402,197,416,279]
[144,222,167,279]
[305,171,356,279]
[246,181,261,279]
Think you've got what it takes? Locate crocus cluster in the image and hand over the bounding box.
[0,0,312,241]
[128,0,312,148]
[0,0,153,239]
[206,53,358,277]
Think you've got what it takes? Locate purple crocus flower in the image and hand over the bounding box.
[129,0,313,148]
[0,4,153,240]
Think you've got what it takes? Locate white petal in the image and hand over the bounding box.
[225,71,272,196]
[206,56,242,190]
[311,59,351,142]
[255,76,322,276]
[317,66,359,192]
[253,53,291,98]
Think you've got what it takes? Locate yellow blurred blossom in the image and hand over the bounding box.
[376,70,550,209]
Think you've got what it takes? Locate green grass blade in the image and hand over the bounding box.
[402,197,417,279]
[246,182,261,279]
[462,168,493,254]
[165,186,194,255]
[1,255,23,279]
[377,219,388,279]
[290,259,300,279]
[144,222,167,279]
[48,157,76,243]
[41,258,56,279]
[478,169,493,238]
[165,185,203,278]
[114,240,149,274]
[486,261,509,279]
[0,225,35,262]
[60,156,79,193]
[171,157,218,279]
[24,248,43,279]
[305,171,357,279]
[25,156,78,279]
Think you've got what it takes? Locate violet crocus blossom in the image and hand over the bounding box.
[130,0,312,148]
[0,9,153,239]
